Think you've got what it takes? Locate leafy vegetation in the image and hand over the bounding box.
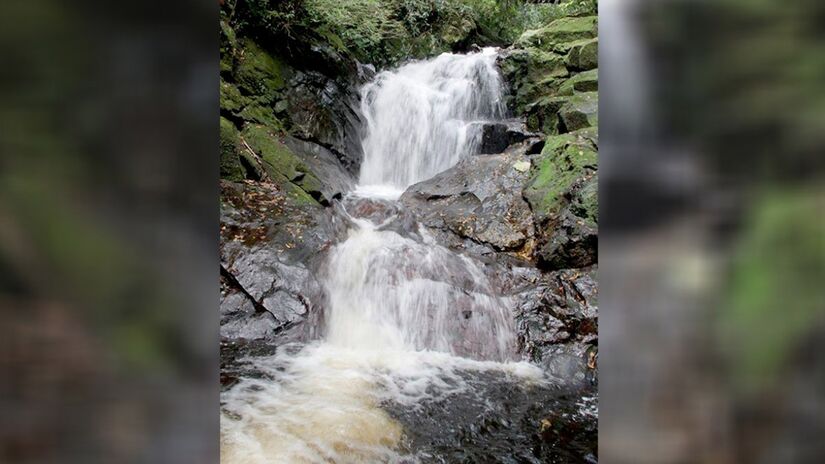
[222,0,589,66]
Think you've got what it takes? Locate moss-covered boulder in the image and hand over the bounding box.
[240,124,322,206]
[235,40,287,98]
[566,37,598,71]
[558,69,598,95]
[524,130,598,269]
[558,92,598,132]
[515,16,597,52]
[499,48,569,115]
[220,117,245,181]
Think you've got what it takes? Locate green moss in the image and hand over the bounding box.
[220,117,244,181]
[242,125,303,179]
[238,103,283,129]
[558,69,598,96]
[566,37,598,71]
[236,39,286,98]
[516,16,597,51]
[220,80,249,114]
[557,91,598,132]
[240,124,323,205]
[524,130,598,222]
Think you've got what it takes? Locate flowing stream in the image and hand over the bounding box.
[221,49,591,463]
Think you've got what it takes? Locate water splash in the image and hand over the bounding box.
[323,218,516,362]
[358,48,506,191]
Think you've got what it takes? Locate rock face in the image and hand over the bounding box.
[401,143,537,255]
[499,15,599,134]
[219,181,340,345]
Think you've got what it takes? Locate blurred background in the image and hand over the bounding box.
[0,0,822,463]
[600,0,824,462]
[0,0,218,463]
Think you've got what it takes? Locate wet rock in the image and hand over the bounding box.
[285,70,365,174]
[400,147,536,254]
[385,369,596,463]
[474,119,540,154]
[220,181,336,344]
[512,266,598,385]
[284,137,356,202]
[525,130,598,269]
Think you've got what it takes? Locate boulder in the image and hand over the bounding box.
[558,69,599,96]
[499,48,568,115]
[558,92,598,132]
[524,130,598,269]
[566,37,598,71]
[474,120,541,154]
[219,181,336,343]
[515,16,598,51]
[401,147,536,253]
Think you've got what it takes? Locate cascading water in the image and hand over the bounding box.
[221,49,554,463]
[357,47,505,196]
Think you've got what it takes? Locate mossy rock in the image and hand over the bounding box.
[220,117,244,181]
[516,16,597,52]
[558,69,598,96]
[236,40,286,98]
[524,95,568,134]
[238,103,283,129]
[240,125,322,205]
[500,48,569,114]
[219,20,237,76]
[220,80,249,115]
[525,129,598,269]
[557,92,598,133]
[523,92,598,134]
[566,37,598,71]
[525,131,598,224]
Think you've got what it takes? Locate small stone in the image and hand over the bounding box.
[513,160,531,172]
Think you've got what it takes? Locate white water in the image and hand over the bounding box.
[221,49,543,464]
[358,48,506,193]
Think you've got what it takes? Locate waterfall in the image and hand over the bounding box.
[357,48,505,195]
[221,49,543,464]
[323,219,516,361]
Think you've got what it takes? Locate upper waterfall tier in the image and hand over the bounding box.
[358,48,506,191]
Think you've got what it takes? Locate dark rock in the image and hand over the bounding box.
[401,148,536,254]
[474,119,541,155]
[284,136,356,203]
[284,70,365,175]
[219,181,337,344]
[512,266,598,385]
